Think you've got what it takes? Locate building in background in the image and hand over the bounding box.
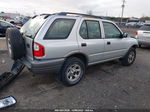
[0,12,20,19]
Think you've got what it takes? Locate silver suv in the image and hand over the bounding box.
[6,12,138,86]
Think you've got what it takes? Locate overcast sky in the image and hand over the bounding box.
[0,0,149,17]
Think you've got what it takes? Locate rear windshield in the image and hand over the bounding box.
[20,15,47,38]
[140,25,150,31]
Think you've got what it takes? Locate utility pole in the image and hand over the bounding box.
[121,0,126,23]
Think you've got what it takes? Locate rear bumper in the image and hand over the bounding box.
[21,58,65,74]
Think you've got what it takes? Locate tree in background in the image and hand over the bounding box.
[140,16,150,22]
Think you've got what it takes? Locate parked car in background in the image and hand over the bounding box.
[126,22,137,27]
[6,18,15,24]
[126,22,144,28]
[136,23,150,47]
[115,22,126,27]
[7,16,30,26]
[0,20,16,37]
[136,22,145,27]
[126,17,144,28]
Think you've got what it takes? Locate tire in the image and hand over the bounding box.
[120,47,136,66]
[59,57,85,86]
[6,28,26,60]
[139,44,142,48]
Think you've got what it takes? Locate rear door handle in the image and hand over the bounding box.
[81,43,87,47]
[107,41,111,45]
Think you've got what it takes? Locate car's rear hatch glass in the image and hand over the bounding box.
[20,15,47,38]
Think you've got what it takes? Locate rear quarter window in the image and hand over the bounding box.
[44,19,75,39]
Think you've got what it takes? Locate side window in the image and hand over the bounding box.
[79,21,88,39]
[44,19,75,39]
[86,21,101,39]
[79,20,101,39]
[103,22,121,38]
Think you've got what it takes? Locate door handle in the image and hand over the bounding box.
[81,43,87,47]
[107,41,111,45]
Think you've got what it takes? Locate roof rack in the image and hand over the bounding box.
[40,14,51,16]
[39,14,52,19]
[56,12,103,19]
[38,12,104,19]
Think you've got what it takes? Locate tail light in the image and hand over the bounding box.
[136,31,138,36]
[135,31,139,39]
[33,42,45,57]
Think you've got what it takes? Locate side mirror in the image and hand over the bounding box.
[123,33,128,38]
[120,33,128,38]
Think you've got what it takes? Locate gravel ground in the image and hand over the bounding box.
[0,47,150,111]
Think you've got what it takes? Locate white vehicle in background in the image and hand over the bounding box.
[136,22,145,27]
[126,17,144,28]
[126,22,137,27]
[126,21,144,28]
[136,23,150,47]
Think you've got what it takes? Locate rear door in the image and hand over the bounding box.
[20,15,47,60]
[23,37,34,60]
[77,18,105,64]
[102,21,128,59]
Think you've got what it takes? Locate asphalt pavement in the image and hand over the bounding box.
[0,47,150,110]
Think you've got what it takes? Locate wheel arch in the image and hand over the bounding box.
[130,44,138,49]
[66,53,88,66]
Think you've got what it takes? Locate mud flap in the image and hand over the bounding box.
[0,60,25,90]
